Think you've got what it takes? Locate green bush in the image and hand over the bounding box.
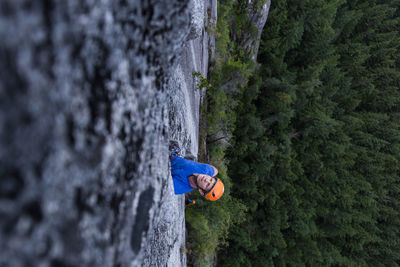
[193,71,211,91]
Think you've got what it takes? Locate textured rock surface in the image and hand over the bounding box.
[237,0,271,61]
[207,0,218,64]
[187,0,204,41]
[247,0,271,61]
[142,0,212,264]
[0,0,204,266]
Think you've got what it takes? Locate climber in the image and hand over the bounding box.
[169,141,224,201]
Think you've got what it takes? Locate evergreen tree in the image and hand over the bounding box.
[219,0,400,265]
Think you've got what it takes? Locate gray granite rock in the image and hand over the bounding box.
[187,0,205,41]
[247,0,271,61]
[0,0,195,266]
[230,0,271,62]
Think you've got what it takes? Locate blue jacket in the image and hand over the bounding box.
[170,157,215,194]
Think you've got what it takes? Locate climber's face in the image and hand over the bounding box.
[196,174,216,192]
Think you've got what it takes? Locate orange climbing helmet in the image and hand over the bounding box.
[204,178,224,201]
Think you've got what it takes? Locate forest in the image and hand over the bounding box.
[186,0,399,265]
[216,0,400,266]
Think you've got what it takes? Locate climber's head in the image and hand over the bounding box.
[194,174,224,201]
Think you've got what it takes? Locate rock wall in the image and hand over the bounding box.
[142,0,214,264]
[0,1,192,266]
[247,0,271,61]
[235,0,271,61]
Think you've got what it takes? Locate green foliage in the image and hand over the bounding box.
[215,1,234,61]
[205,0,259,145]
[186,209,216,266]
[193,71,211,91]
[218,0,400,266]
[186,154,247,266]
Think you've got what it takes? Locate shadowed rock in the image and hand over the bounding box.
[130,186,154,254]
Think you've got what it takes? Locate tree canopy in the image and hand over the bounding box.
[219,0,400,265]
